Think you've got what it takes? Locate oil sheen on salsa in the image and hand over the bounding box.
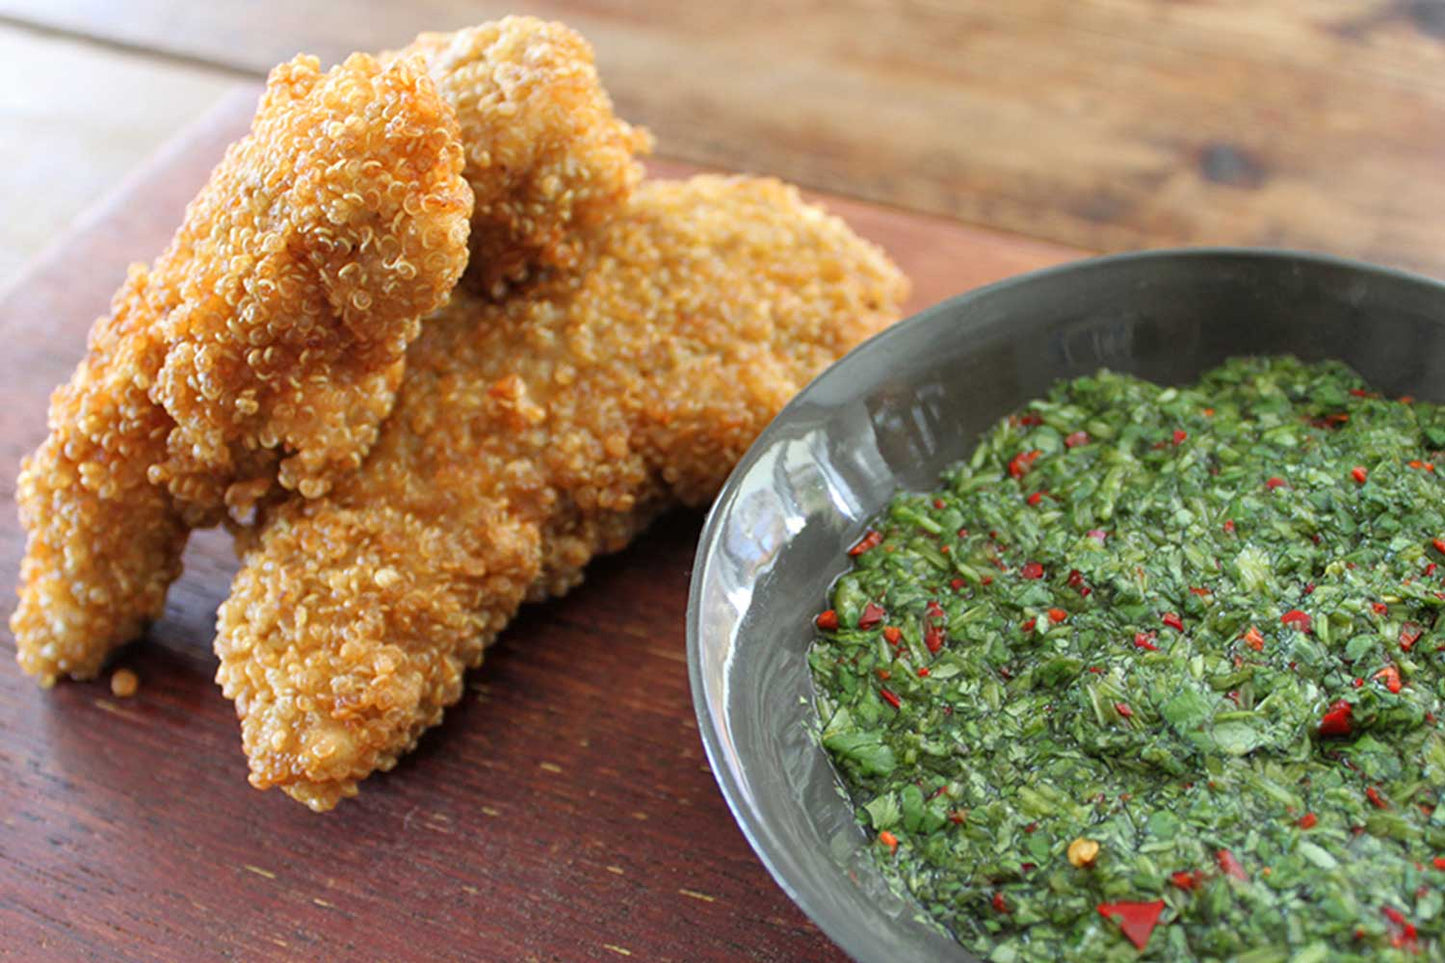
[809,357,1445,960]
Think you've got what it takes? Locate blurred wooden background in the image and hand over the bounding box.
[3,0,1445,293]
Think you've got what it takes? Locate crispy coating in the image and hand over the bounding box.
[216,176,909,810]
[13,52,472,684]
[394,16,652,293]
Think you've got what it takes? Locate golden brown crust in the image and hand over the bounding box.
[13,52,471,684]
[395,16,652,294]
[216,176,909,809]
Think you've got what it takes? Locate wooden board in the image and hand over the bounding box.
[5,1,1445,276]
[0,86,1081,960]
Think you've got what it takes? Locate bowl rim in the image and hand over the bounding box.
[683,245,1445,961]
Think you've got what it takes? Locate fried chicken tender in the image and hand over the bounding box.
[393,16,652,293]
[216,175,909,810]
[13,52,472,684]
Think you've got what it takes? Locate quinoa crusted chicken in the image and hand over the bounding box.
[393,16,653,294]
[216,176,910,810]
[12,52,472,684]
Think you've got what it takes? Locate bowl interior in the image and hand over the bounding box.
[686,249,1445,962]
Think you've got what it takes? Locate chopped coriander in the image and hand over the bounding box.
[810,357,1445,960]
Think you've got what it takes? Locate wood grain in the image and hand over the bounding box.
[4,1,1445,276]
[0,22,232,290]
[0,88,1080,960]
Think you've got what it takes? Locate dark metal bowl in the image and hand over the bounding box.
[685,249,1445,962]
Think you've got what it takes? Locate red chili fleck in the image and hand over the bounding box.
[1189,586,1211,597]
[1266,476,1287,490]
[1352,677,1365,688]
[1020,561,1045,580]
[1319,700,1353,737]
[1426,562,1439,577]
[1203,407,1215,416]
[925,623,945,654]
[849,530,883,556]
[1173,429,1188,446]
[1223,519,1236,533]
[1064,430,1090,448]
[1217,849,1247,880]
[1021,619,1037,633]
[1087,666,1104,674]
[1367,786,1390,809]
[1352,466,1368,485]
[1434,538,1445,556]
[947,810,966,825]
[917,667,931,678]
[981,575,993,586]
[1170,871,1198,890]
[882,625,903,646]
[875,669,891,680]
[1096,900,1165,951]
[1434,857,1445,870]
[878,830,898,852]
[1372,602,1389,615]
[992,892,1010,914]
[815,609,839,631]
[932,498,946,510]
[1134,631,1160,652]
[879,688,901,710]
[1298,812,1318,829]
[1008,449,1043,479]
[1115,702,1134,718]
[1280,609,1313,633]
[1026,491,1046,507]
[1381,906,1419,953]
[1350,388,1372,398]
[858,602,887,630]
[1162,612,1185,632]
[1243,626,1265,651]
[1048,607,1068,624]
[1375,665,1403,694]
[1401,622,1424,652]
[957,527,970,537]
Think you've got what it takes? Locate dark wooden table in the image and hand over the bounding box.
[3,3,1444,960]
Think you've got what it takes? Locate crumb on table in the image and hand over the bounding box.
[110,668,139,698]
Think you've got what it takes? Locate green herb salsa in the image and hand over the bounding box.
[809,357,1445,960]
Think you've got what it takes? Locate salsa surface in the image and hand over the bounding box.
[809,357,1445,960]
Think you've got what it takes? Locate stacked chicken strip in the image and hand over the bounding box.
[13,17,908,809]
